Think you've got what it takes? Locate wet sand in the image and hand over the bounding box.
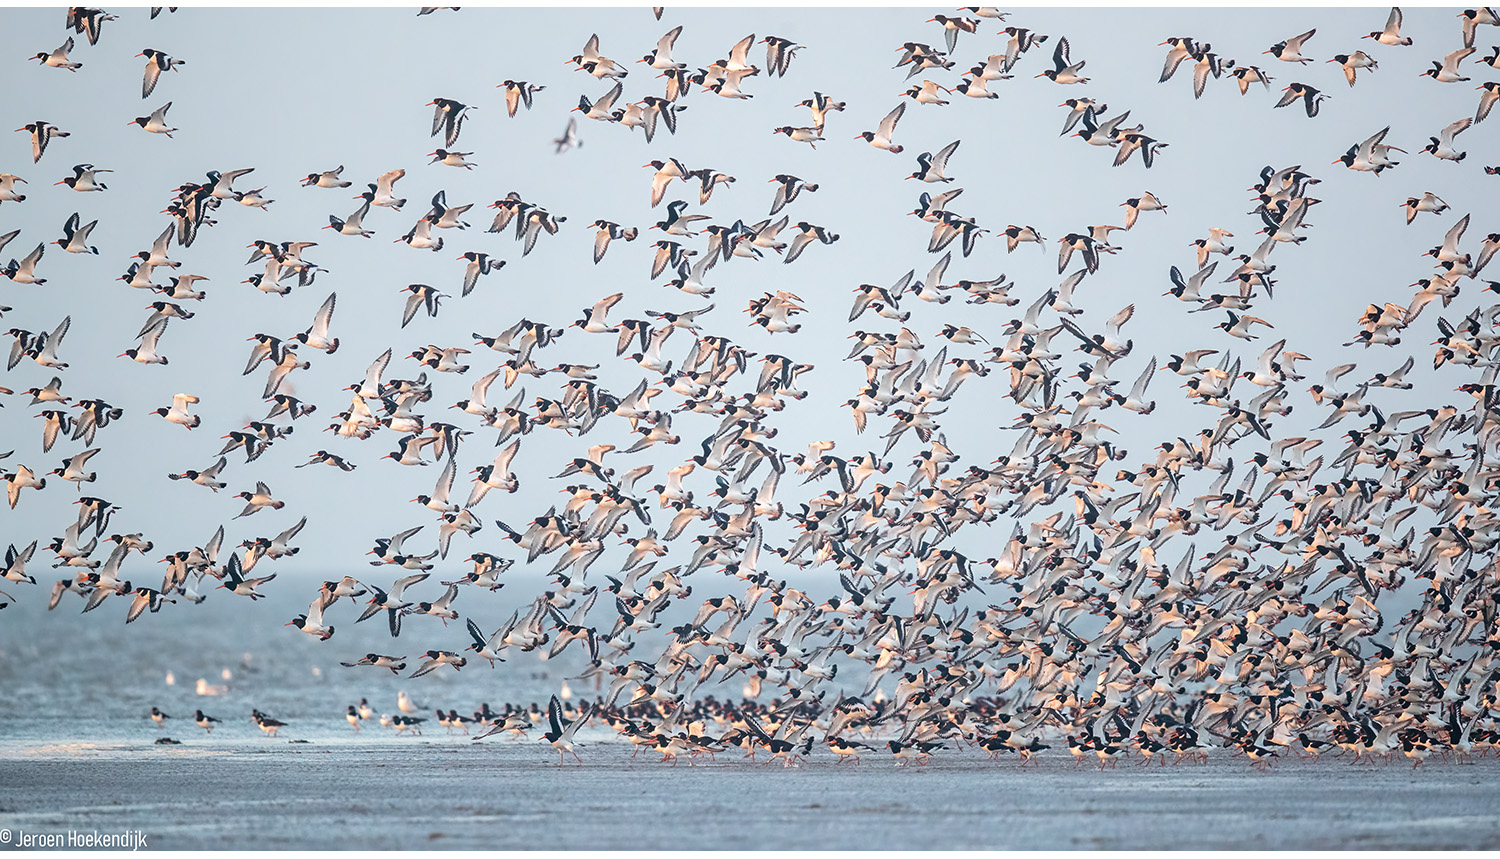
[3,743,1498,850]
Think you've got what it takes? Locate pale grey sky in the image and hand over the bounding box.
[2,4,1495,590]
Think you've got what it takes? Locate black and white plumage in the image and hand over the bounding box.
[458,252,503,296]
[542,694,594,765]
[1274,82,1326,117]
[2,8,1500,791]
[19,121,69,163]
[137,48,185,99]
[499,80,545,117]
[856,102,907,153]
[1037,35,1088,84]
[427,97,473,148]
[908,140,960,183]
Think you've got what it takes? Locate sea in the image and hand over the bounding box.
[2,581,1498,850]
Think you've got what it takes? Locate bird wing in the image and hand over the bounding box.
[595,81,624,113]
[309,292,336,338]
[391,572,430,600]
[306,594,325,628]
[222,551,245,585]
[433,456,456,504]
[1477,87,1499,123]
[931,139,960,173]
[561,701,593,742]
[1440,117,1472,145]
[925,251,951,289]
[1287,28,1316,51]
[171,392,198,414]
[45,315,71,353]
[1160,42,1189,82]
[592,228,614,264]
[1106,304,1135,335]
[1324,361,1357,388]
[1192,55,1211,98]
[593,291,624,320]
[1339,61,1357,87]
[658,25,682,56]
[142,55,162,99]
[1129,357,1156,399]
[1356,125,1389,161]
[876,102,906,140]
[364,347,393,393]
[275,515,308,547]
[740,522,763,576]
[151,223,174,258]
[783,231,814,264]
[1256,339,1285,375]
[376,169,405,196]
[1442,213,1471,257]
[728,32,755,67]
[1052,35,1071,71]
[493,437,522,477]
[1443,46,1476,73]
[468,367,501,408]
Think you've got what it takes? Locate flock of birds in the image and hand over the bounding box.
[4,6,1500,769]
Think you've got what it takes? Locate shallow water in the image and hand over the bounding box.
[0,577,600,750]
[3,743,1499,850]
[5,585,1499,850]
